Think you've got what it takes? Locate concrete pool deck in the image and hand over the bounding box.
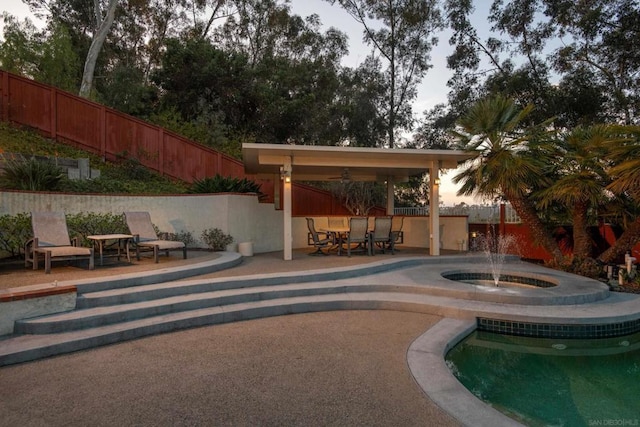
[1,249,639,426]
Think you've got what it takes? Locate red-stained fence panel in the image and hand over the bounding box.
[7,75,52,134]
[56,92,102,153]
[1,70,374,210]
[105,111,161,170]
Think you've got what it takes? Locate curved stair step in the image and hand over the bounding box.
[16,282,434,334]
[2,292,448,366]
[76,258,424,308]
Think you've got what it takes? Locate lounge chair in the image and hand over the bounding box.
[306,218,332,255]
[124,211,187,263]
[369,216,393,255]
[25,211,94,274]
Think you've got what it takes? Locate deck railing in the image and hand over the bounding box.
[394,204,522,224]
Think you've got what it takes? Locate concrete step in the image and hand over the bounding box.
[3,288,640,367]
[76,257,424,308]
[71,251,244,294]
[16,282,433,334]
[2,292,452,366]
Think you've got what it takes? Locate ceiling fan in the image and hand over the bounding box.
[329,168,351,184]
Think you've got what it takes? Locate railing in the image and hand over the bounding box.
[394,204,522,223]
[393,206,429,216]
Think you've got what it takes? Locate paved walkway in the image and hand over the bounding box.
[3,248,638,426]
[0,248,460,426]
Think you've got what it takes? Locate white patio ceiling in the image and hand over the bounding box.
[242,143,474,182]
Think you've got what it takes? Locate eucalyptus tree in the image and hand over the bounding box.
[24,0,120,97]
[443,0,640,127]
[452,95,563,263]
[208,0,349,144]
[327,0,444,148]
[547,0,640,125]
[0,13,80,92]
[331,57,388,147]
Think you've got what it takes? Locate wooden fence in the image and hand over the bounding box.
[0,70,362,215]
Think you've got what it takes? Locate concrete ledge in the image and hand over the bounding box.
[0,286,76,336]
[407,318,524,427]
[0,285,76,302]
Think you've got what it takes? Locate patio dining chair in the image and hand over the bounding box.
[25,211,95,274]
[306,217,332,255]
[341,217,370,257]
[369,216,393,255]
[124,211,187,263]
[391,216,404,249]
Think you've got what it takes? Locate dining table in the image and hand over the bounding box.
[319,227,350,254]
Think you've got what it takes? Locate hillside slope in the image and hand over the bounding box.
[0,123,187,194]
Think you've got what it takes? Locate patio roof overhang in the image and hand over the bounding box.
[242,143,474,182]
[242,143,475,261]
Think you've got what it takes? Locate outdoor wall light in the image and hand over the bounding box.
[434,178,441,186]
[280,166,291,183]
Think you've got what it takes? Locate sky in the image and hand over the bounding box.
[0,0,491,205]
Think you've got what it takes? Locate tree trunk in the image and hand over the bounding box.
[79,0,119,98]
[572,201,593,259]
[597,218,640,264]
[509,196,564,263]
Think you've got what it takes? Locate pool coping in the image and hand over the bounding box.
[407,317,526,427]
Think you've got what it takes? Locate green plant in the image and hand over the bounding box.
[189,174,262,195]
[0,157,65,191]
[0,212,32,257]
[164,230,195,247]
[66,212,129,246]
[619,267,638,285]
[201,228,233,251]
[0,211,130,258]
[113,153,158,181]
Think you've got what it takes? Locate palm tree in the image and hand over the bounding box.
[537,125,622,259]
[452,95,564,263]
[599,129,640,263]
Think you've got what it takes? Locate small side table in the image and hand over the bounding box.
[87,234,133,266]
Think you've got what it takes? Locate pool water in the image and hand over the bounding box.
[445,330,640,426]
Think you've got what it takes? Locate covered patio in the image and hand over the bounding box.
[242,143,474,260]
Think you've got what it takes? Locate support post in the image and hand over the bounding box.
[386,177,395,215]
[429,161,440,256]
[283,157,292,260]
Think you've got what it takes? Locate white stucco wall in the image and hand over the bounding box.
[0,191,283,253]
[1,191,469,254]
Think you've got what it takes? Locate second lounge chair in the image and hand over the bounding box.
[124,211,187,263]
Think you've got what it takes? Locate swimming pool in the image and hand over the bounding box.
[445,330,640,426]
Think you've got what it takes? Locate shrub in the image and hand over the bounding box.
[0,211,129,258]
[201,228,233,251]
[164,230,196,247]
[0,212,32,257]
[66,212,129,246]
[0,157,65,191]
[189,174,262,195]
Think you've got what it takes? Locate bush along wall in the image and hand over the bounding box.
[0,212,193,260]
